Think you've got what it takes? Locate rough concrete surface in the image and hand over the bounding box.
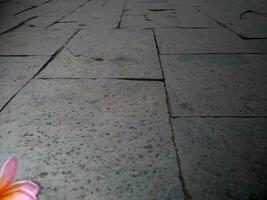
[0,0,266,200]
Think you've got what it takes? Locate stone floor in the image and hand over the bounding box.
[0,0,266,199]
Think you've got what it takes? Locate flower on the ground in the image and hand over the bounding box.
[0,156,39,200]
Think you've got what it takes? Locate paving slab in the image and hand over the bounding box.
[0,79,184,200]
[196,4,244,24]
[172,117,267,200]
[155,28,261,54]
[245,39,267,53]
[60,10,122,29]
[125,2,172,10]
[161,54,267,117]
[0,56,49,109]
[0,2,35,16]
[129,0,166,3]
[0,79,26,109]
[174,6,218,27]
[0,26,75,55]
[0,0,54,17]
[197,1,267,23]
[0,18,25,34]
[16,0,87,18]
[47,22,82,31]
[197,4,267,38]
[120,9,178,28]
[25,16,59,28]
[225,13,267,39]
[59,0,123,29]
[39,29,162,79]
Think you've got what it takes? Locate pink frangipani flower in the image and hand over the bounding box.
[0,156,39,200]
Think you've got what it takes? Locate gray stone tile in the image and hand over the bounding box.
[172,117,267,200]
[0,56,49,79]
[0,0,54,16]
[125,2,172,10]
[155,28,258,54]
[0,79,184,200]
[174,6,218,27]
[196,4,244,24]
[245,39,267,53]
[0,18,24,34]
[17,0,87,18]
[47,22,82,31]
[0,79,25,109]
[0,27,75,55]
[0,56,49,109]
[225,13,267,39]
[0,2,34,16]
[59,0,123,29]
[120,9,178,28]
[161,54,267,116]
[197,4,267,38]
[197,1,267,24]
[129,0,166,3]
[60,10,122,29]
[25,16,59,28]
[39,29,162,79]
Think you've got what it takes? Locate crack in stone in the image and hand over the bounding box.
[14,5,38,15]
[102,0,110,7]
[46,0,91,28]
[33,29,81,78]
[0,55,47,57]
[14,0,53,16]
[144,14,152,22]
[0,16,37,35]
[240,10,267,19]
[0,30,81,113]
[148,9,175,12]
[66,48,81,57]
[37,77,163,81]
[116,0,128,28]
[152,28,192,200]
[197,7,267,39]
[0,79,31,113]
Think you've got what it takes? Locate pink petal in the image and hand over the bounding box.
[0,188,36,200]
[0,156,18,192]
[8,181,40,196]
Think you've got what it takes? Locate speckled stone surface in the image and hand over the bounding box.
[172,117,267,200]
[0,27,75,55]
[60,10,122,29]
[225,13,267,39]
[0,56,49,109]
[0,0,49,16]
[120,9,178,28]
[1,0,267,199]
[0,56,49,78]
[0,79,184,200]
[16,0,88,18]
[125,2,172,10]
[155,28,259,54]
[197,3,267,39]
[25,16,59,28]
[174,6,218,27]
[161,54,267,117]
[39,29,162,79]
[0,79,25,109]
[0,18,25,34]
[59,0,123,29]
